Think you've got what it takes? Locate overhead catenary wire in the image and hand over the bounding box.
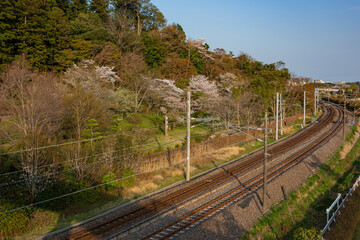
[0,138,184,188]
[0,127,230,178]
[0,129,238,187]
[0,136,253,216]
[0,123,177,157]
[0,133,189,178]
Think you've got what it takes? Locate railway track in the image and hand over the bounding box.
[140,103,344,240]
[65,102,344,240]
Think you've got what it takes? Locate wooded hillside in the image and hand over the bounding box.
[0,1,315,238]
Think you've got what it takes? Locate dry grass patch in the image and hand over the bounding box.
[152,174,164,183]
[123,181,158,199]
[283,126,294,135]
[210,146,245,161]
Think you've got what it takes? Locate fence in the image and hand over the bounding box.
[321,175,360,238]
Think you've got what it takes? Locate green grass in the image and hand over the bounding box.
[243,128,360,240]
[9,114,307,240]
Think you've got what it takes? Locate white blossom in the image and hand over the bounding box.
[63,60,119,92]
[186,38,213,60]
[189,75,219,98]
[218,72,238,94]
[150,79,186,113]
[95,65,120,84]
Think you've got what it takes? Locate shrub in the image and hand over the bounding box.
[0,201,30,236]
[102,171,120,191]
[126,114,142,125]
[35,181,77,211]
[119,168,135,188]
[72,187,100,205]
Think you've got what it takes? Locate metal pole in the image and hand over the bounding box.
[343,94,346,142]
[186,86,191,181]
[280,93,283,136]
[355,105,356,124]
[276,92,279,140]
[317,90,319,112]
[263,111,268,211]
[165,115,168,137]
[303,91,306,127]
[314,90,317,115]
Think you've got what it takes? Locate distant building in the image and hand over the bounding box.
[314,79,325,84]
[317,88,340,93]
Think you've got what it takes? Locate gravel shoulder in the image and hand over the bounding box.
[175,123,348,240]
[115,112,347,239]
[38,109,341,240]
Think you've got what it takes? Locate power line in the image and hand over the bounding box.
[0,137,252,216]
[0,138,184,188]
[0,128,228,178]
[0,159,188,216]
[0,128,236,185]
[0,137,177,178]
[0,124,171,156]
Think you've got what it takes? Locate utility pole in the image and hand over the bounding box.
[314,90,317,115]
[317,90,320,111]
[165,115,168,137]
[186,86,191,181]
[263,111,268,211]
[354,104,356,125]
[276,92,279,141]
[343,94,346,142]
[280,93,283,136]
[303,91,306,127]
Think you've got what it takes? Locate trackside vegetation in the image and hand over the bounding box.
[243,125,360,240]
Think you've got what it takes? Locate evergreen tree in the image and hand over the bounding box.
[69,0,88,20]
[89,0,109,21]
[16,0,49,70]
[0,0,18,69]
[45,6,71,69]
[113,0,166,35]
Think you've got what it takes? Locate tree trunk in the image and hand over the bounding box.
[137,9,141,36]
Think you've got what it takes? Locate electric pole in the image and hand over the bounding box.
[263,111,268,211]
[186,86,191,181]
[314,90,317,116]
[354,104,356,124]
[280,93,283,136]
[343,94,346,142]
[165,115,168,137]
[276,92,279,141]
[303,91,306,127]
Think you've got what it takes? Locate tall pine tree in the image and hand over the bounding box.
[89,0,109,21]
[0,0,18,69]
[16,0,49,69]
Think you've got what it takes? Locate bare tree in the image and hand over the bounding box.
[63,86,105,179]
[0,57,63,200]
[107,13,142,53]
[118,53,150,113]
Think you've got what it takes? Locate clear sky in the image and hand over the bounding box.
[153,0,360,82]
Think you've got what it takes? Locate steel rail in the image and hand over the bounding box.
[141,104,343,240]
[67,104,337,240]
